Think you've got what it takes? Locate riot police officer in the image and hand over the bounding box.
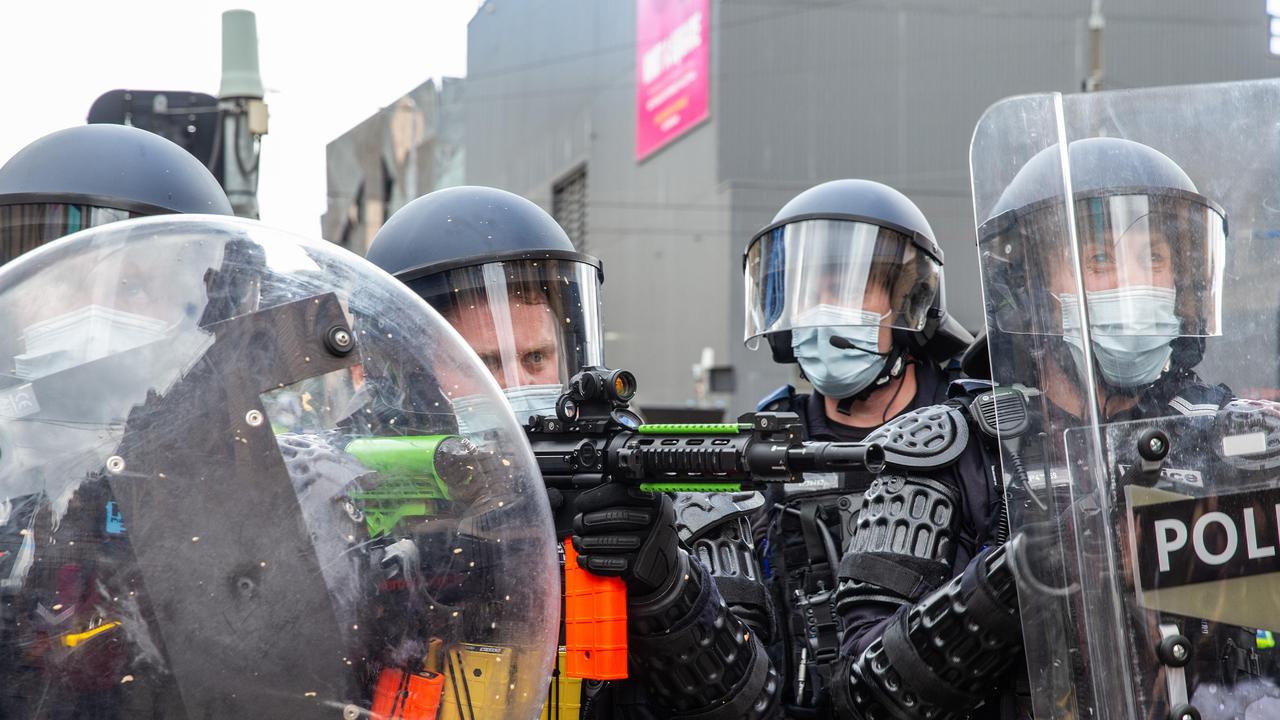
[367,186,605,422]
[824,129,1250,718]
[964,76,1280,720]
[746,179,973,436]
[0,125,238,718]
[0,124,233,256]
[739,178,974,714]
[0,214,560,719]
[367,186,781,719]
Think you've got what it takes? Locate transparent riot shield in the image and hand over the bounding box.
[0,215,559,719]
[972,78,1280,719]
[1064,409,1280,720]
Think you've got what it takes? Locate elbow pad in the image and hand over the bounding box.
[836,472,960,618]
[628,551,782,720]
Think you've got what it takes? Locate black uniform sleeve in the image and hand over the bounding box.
[833,545,1021,718]
[627,549,782,720]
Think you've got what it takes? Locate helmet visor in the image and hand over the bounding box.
[0,203,141,263]
[743,218,941,345]
[406,257,604,393]
[980,190,1225,337]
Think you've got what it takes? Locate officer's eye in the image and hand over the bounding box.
[478,354,502,374]
[1085,252,1113,272]
[523,351,546,369]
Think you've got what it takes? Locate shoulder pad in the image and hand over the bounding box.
[756,384,800,412]
[947,378,994,401]
[672,491,765,544]
[864,403,970,470]
[1168,383,1232,417]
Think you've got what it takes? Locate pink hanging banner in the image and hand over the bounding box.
[635,0,710,161]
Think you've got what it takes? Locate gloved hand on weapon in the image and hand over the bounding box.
[571,484,683,596]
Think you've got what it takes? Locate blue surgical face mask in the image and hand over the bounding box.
[502,383,564,425]
[791,306,887,399]
[451,394,504,437]
[452,383,563,435]
[1059,286,1182,388]
[15,304,170,380]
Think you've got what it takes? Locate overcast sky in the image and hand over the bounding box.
[0,1,478,237]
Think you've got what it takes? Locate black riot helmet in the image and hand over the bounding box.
[0,124,232,262]
[978,137,1226,389]
[743,179,971,383]
[367,186,605,398]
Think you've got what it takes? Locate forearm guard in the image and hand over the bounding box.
[628,550,782,720]
[832,544,1022,718]
[687,519,774,645]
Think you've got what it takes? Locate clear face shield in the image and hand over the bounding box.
[0,216,560,719]
[981,190,1226,388]
[405,257,604,428]
[743,218,941,347]
[0,203,142,264]
[972,80,1280,720]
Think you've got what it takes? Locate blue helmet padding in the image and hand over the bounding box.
[762,225,787,328]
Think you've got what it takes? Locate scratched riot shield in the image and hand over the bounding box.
[0,215,559,719]
[972,79,1280,719]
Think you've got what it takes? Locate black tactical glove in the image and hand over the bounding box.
[571,484,682,597]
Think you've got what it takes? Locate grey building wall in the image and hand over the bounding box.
[465,0,1278,412]
[322,78,464,253]
[466,1,732,415]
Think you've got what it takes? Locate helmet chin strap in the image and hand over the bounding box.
[834,345,907,416]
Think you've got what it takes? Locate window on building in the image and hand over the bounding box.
[338,216,356,250]
[552,165,588,252]
[382,157,396,219]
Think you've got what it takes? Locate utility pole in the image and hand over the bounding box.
[1086,0,1105,92]
[218,10,269,218]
